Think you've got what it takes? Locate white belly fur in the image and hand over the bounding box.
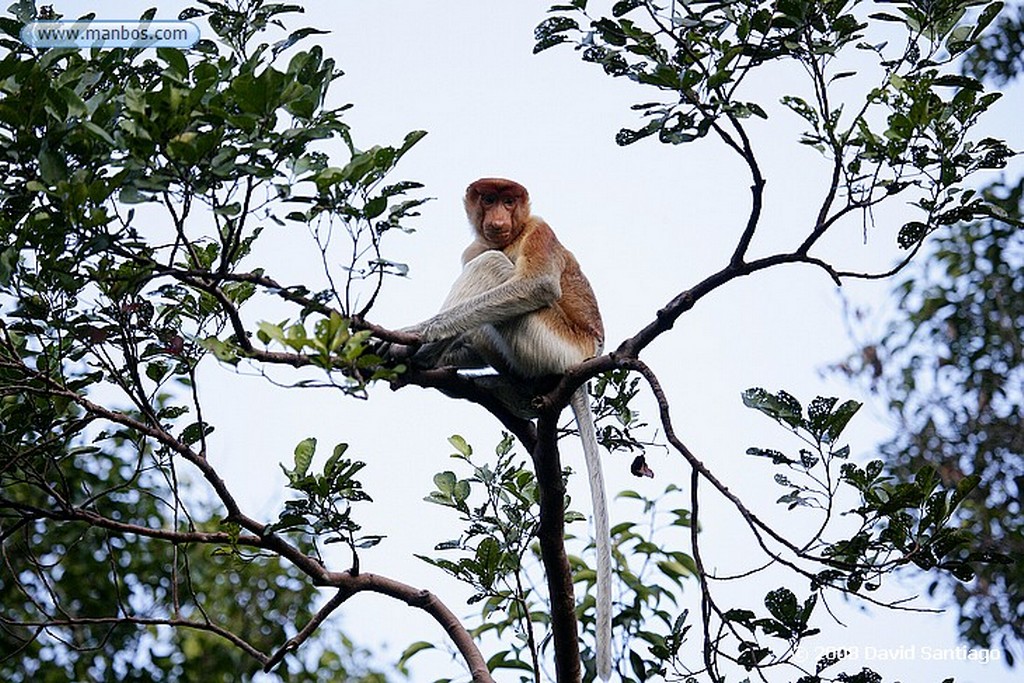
[484,315,589,377]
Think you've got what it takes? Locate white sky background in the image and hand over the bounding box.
[50,1,1024,681]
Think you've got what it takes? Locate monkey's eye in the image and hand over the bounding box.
[502,197,516,208]
[481,194,497,206]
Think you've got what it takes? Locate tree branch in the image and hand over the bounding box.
[308,571,496,683]
[532,410,582,683]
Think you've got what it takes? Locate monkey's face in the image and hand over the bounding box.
[465,178,530,249]
[476,193,522,248]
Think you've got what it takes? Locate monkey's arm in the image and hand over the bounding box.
[407,272,561,342]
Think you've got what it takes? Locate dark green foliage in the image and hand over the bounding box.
[0,444,381,682]
[590,369,659,456]
[826,1,1024,667]
[964,3,1024,84]
[0,1,417,679]
[841,177,1024,664]
[537,0,1017,248]
[721,388,1010,680]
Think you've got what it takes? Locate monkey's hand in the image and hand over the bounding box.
[370,327,422,365]
[375,340,417,363]
[368,324,425,361]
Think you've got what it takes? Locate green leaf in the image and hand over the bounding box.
[535,33,568,54]
[741,388,803,428]
[486,650,533,671]
[807,396,838,438]
[746,447,794,465]
[180,421,213,446]
[932,74,983,90]
[434,471,457,495]
[971,1,1004,40]
[949,474,981,510]
[898,221,929,248]
[612,0,644,16]
[145,361,169,383]
[398,129,428,156]
[38,147,66,184]
[448,434,472,457]
[199,336,239,364]
[453,479,471,504]
[476,537,501,571]
[158,47,189,77]
[764,587,799,624]
[397,641,435,670]
[657,559,692,584]
[81,120,117,145]
[824,400,861,442]
[724,608,756,624]
[293,437,317,477]
[324,442,349,479]
[257,321,287,345]
[364,196,387,219]
[535,16,578,41]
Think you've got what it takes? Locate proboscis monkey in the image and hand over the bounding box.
[402,178,612,680]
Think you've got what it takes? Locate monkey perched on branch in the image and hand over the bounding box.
[400,178,612,680]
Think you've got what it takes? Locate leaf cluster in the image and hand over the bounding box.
[252,311,402,393]
[271,437,382,557]
[589,368,658,455]
[416,434,543,677]
[742,387,1010,601]
[599,487,695,682]
[420,435,540,603]
[725,588,819,670]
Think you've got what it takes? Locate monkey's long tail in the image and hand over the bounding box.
[571,384,612,682]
